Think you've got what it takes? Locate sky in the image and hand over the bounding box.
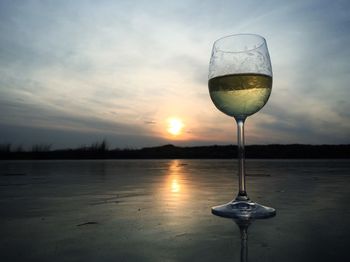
[0,0,349,149]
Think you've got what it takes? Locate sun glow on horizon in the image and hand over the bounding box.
[167,118,184,136]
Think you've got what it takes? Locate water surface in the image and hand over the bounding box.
[0,159,349,261]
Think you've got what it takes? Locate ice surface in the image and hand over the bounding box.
[0,159,349,261]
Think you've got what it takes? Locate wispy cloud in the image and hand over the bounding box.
[0,0,349,147]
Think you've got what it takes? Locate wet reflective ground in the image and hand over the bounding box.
[0,159,349,261]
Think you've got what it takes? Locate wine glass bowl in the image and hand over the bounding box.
[209,34,273,119]
[208,34,276,219]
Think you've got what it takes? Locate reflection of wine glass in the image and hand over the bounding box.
[233,217,274,262]
[234,219,251,262]
[209,34,276,218]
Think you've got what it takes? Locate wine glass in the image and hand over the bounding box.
[208,34,276,219]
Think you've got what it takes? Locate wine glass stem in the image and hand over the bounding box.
[236,117,249,201]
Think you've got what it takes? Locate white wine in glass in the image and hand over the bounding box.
[209,34,276,219]
[209,73,272,117]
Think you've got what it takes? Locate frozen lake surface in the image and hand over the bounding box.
[1,159,349,262]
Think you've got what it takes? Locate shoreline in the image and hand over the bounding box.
[1,144,349,160]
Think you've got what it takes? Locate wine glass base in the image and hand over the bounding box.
[212,200,276,219]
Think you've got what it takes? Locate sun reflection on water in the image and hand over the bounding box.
[161,160,188,206]
[155,159,196,230]
[171,178,180,193]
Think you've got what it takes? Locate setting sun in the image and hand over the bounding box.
[167,118,184,136]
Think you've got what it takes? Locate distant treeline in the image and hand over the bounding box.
[0,141,349,159]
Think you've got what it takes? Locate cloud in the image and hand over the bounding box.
[0,0,349,147]
[144,121,156,125]
[0,122,167,149]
